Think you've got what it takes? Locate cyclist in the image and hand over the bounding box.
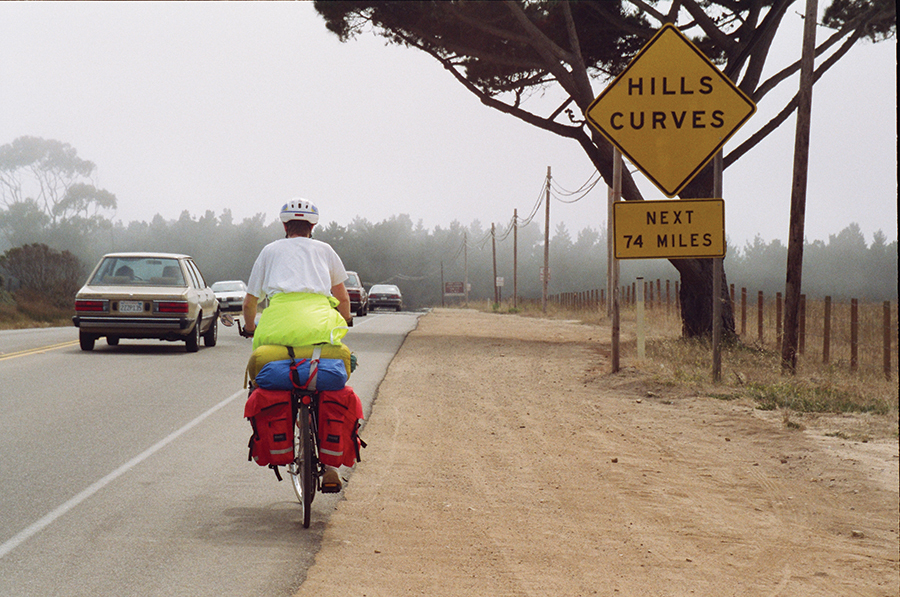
[241,198,352,491]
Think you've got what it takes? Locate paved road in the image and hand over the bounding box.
[0,312,421,597]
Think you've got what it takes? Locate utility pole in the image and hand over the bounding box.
[542,166,551,313]
[782,0,818,374]
[491,223,498,304]
[513,208,518,310]
[464,231,469,306]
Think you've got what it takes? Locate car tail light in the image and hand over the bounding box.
[154,300,189,313]
[75,299,108,312]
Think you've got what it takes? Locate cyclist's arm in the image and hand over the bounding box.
[332,282,352,324]
[242,293,259,333]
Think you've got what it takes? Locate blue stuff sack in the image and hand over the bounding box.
[255,358,348,392]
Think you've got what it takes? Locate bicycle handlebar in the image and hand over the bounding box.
[237,320,254,338]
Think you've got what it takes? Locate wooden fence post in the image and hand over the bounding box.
[850,298,859,372]
[776,292,783,348]
[884,301,892,380]
[758,291,764,343]
[741,287,747,336]
[823,296,831,364]
[666,280,671,314]
[799,294,806,355]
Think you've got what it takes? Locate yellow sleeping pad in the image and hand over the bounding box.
[245,343,352,388]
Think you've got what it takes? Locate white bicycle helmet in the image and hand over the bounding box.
[279,198,319,224]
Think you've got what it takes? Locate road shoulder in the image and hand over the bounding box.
[295,308,899,596]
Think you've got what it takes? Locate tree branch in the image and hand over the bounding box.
[583,2,654,40]
[625,0,668,24]
[426,42,583,139]
[753,5,882,101]
[502,0,585,102]
[398,24,548,73]
[560,1,596,105]
[726,26,862,167]
[666,1,684,24]
[503,0,579,66]
[728,0,793,93]
[680,0,741,52]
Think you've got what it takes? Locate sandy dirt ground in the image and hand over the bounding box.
[294,309,898,597]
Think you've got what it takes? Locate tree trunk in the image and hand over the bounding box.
[672,162,736,339]
[581,132,736,339]
[671,257,735,338]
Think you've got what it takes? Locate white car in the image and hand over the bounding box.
[211,280,247,312]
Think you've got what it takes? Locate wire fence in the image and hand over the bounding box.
[548,279,898,380]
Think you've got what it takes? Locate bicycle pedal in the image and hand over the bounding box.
[321,469,342,493]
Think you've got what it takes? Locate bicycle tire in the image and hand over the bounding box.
[300,402,315,528]
[289,402,316,528]
[290,413,304,504]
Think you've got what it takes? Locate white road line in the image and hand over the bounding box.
[0,389,245,560]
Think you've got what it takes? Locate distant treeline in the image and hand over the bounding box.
[1,209,896,309]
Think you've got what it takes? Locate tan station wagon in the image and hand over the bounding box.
[73,252,219,352]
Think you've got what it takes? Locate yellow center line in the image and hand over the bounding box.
[0,340,80,361]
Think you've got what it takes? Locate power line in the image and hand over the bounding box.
[550,170,602,203]
[517,176,549,228]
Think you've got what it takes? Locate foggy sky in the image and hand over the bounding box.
[1,2,896,248]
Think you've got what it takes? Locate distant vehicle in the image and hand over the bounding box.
[368,284,402,312]
[73,252,219,352]
[211,280,247,312]
[345,271,368,317]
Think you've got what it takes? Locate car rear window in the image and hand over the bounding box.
[346,273,360,286]
[90,257,186,286]
[212,281,246,292]
[371,285,400,295]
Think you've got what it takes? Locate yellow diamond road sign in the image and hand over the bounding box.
[586,24,756,197]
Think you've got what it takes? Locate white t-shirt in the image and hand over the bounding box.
[246,237,348,300]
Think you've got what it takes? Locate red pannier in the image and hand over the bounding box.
[244,387,294,467]
[317,386,365,468]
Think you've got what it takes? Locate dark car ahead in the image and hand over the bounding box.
[345,270,368,316]
[73,252,219,352]
[368,284,402,311]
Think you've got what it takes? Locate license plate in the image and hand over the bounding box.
[119,301,144,313]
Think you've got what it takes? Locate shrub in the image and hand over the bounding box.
[0,243,84,308]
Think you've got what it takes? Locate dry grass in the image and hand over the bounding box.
[0,289,75,329]
[480,297,899,436]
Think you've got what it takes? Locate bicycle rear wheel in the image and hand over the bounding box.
[290,402,315,528]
